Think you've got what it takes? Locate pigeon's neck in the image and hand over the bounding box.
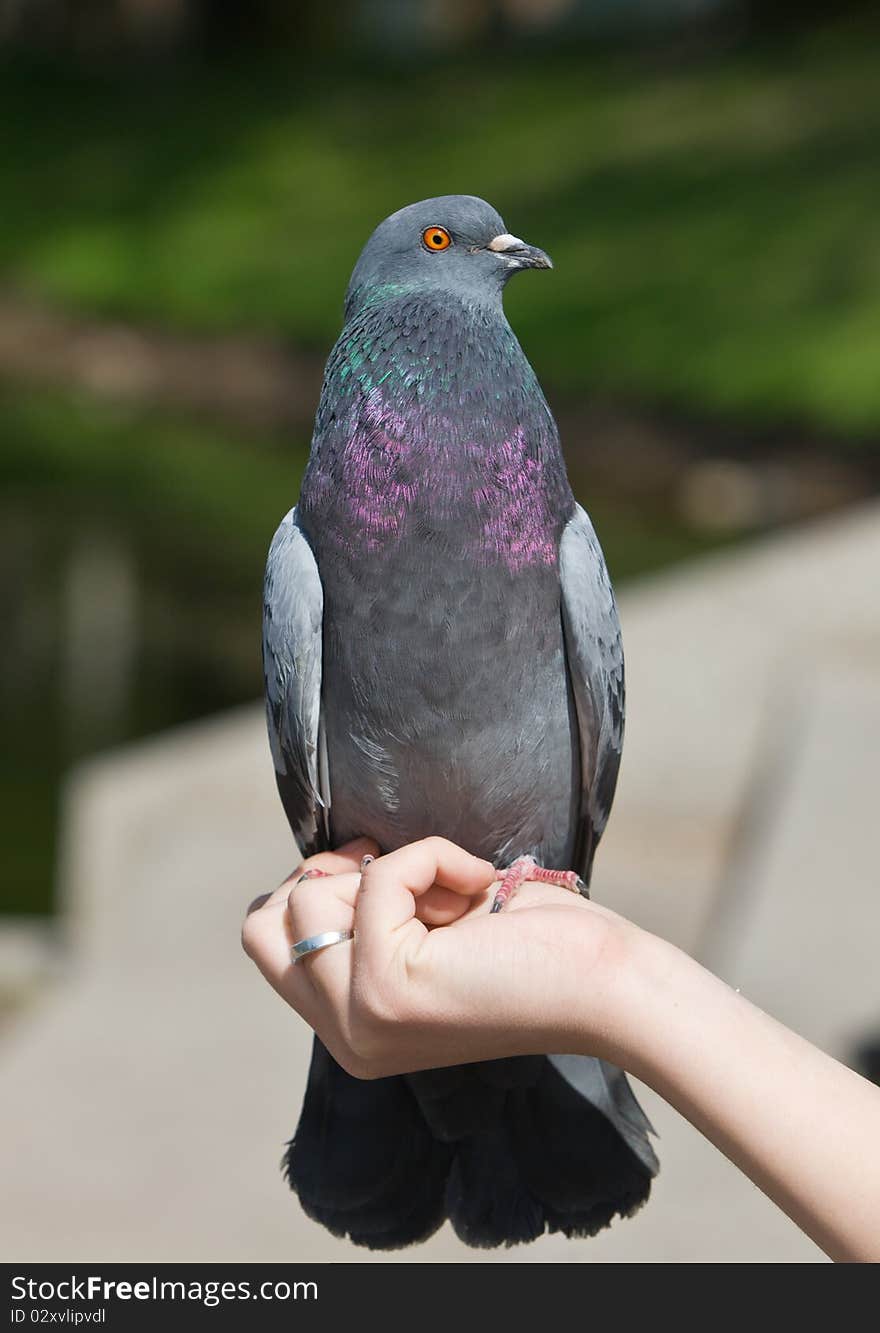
[325,289,548,420]
[301,291,574,573]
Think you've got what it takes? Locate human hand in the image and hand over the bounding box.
[242,836,645,1079]
[243,838,880,1263]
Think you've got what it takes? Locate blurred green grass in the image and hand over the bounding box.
[0,21,878,435]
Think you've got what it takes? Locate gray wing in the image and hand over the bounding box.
[262,507,329,857]
[559,503,625,885]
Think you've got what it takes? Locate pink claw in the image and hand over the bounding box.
[490,857,589,913]
[295,867,330,885]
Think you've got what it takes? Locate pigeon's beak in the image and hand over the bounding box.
[486,233,553,270]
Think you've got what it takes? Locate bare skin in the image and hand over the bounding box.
[242,836,880,1263]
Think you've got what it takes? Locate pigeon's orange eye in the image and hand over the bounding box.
[422,226,452,252]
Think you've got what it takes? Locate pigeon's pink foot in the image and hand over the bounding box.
[490,855,589,913]
[295,867,330,885]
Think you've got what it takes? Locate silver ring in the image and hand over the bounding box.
[290,929,354,964]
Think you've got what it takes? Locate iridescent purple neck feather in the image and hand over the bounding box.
[300,287,574,575]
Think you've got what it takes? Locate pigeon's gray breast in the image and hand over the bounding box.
[313,532,581,867]
[294,287,582,865]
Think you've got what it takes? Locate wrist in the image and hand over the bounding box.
[608,927,692,1078]
[561,910,692,1074]
[606,923,744,1098]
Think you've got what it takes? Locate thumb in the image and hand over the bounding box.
[354,838,495,961]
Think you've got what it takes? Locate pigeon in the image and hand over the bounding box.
[262,194,658,1249]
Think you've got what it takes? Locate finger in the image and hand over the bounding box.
[415,883,490,927]
[355,838,494,957]
[243,868,361,989]
[245,891,273,916]
[241,908,327,1042]
[303,837,380,877]
[287,870,361,928]
[247,837,379,916]
[286,869,362,990]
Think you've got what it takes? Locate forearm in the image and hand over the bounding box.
[583,926,880,1263]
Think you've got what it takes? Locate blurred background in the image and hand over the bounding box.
[1,0,879,1263]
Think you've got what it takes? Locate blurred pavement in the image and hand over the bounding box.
[3,503,880,1263]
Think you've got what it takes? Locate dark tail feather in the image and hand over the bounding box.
[404,1065,500,1141]
[446,1056,657,1248]
[445,1116,546,1248]
[510,1057,657,1238]
[284,1039,452,1250]
[405,1056,542,1141]
[287,1047,657,1251]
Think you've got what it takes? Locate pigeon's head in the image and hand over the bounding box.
[345,195,552,320]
